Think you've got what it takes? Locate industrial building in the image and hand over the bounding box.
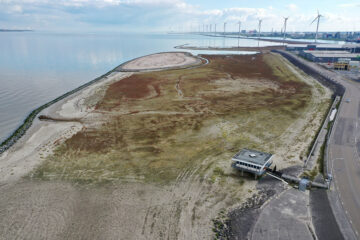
[231,148,273,177]
[286,43,360,53]
[299,50,360,63]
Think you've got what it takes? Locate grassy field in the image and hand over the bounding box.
[31,53,324,184]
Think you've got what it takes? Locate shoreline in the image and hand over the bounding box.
[0,67,118,155]
[0,51,204,156]
[0,52,205,183]
[0,71,133,183]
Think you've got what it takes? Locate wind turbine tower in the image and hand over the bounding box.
[224,22,227,35]
[283,17,289,44]
[238,21,242,37]
[258,19,262,39]
[215,24,217,34]
[210,24,212,33]
[311,11,323,43]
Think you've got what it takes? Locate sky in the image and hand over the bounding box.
[0,0,359,33]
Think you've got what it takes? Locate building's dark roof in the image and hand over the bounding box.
[303,50,360,58]
[232,148,272,165]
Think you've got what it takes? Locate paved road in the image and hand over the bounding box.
[279,51,360,239]
[251,189,314,240]
[310,189,344,240]
[328,77,360,239]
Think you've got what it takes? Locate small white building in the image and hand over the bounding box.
[231,148,273,177]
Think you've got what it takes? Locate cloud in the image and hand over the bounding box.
[0,0,359,32]
[286,3,298,11]
[338,3,360,8]
[8,5,23,13]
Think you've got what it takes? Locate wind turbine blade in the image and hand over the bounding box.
[311,17,318,24]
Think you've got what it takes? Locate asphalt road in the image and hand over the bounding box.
[328,77,360,239]
[310,189,344,240]
[279,51,360,239]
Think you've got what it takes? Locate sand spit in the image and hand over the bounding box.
[118,52,203,72]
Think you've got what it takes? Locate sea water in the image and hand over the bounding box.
[0,31,279,142]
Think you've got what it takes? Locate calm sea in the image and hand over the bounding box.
[0,32,279,143]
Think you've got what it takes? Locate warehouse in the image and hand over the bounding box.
[299,50,360,63]
[286,43,360,53]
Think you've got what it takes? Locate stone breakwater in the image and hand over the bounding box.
[0,69,117,155]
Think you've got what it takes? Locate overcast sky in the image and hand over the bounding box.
[1,0,359,32]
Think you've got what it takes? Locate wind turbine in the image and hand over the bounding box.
[238,21,242,36]
[224,22,227,35]
[283,17,289,45]
[214,24,217,34]
[258,19,262,39]
[311,10,323,43]
[237,21,242,48]
[210,24,212,33]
